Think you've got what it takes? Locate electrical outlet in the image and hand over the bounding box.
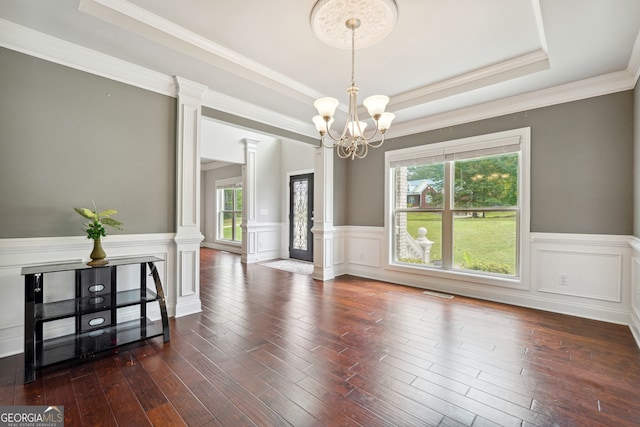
[559,274,568,286]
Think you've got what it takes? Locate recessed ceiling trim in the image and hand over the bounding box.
[390,70,636,140]
[390,49,550,112]
[78,0,324,103]
[627,29,640,82]
[531,0,548,53]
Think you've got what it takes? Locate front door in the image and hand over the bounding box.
[289,173,314,262]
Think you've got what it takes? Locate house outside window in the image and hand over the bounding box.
[216,178,243,244]
[385,128,530,286]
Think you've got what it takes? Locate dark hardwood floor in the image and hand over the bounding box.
[2,248,640,426]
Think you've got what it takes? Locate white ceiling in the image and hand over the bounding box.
[1,0,639,143]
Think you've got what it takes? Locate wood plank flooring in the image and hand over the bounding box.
[2,248,640,426]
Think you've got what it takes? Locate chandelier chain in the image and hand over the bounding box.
[351,24,356,87]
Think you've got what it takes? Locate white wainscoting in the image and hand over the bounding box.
[629,237,640,347]
[246,222,283,263]
[0,234,175,358]
[333,227,637,346]
[332,228,347,276]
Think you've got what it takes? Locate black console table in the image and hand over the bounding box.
[22,256,170,383]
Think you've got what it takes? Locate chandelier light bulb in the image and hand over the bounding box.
[313,97,339,120]
[377,112,395,131]
[312,115,334,134]
[363,95,389,119]
[347,121,368,137]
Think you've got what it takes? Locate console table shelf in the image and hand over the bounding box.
[22,256,170,383]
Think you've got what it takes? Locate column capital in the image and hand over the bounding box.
[174,76,208,100]
[242,138,260,149]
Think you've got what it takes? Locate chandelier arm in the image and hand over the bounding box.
[361,125,380,142]
[366,132,386,148]
[336,143,352,159]
[322,118,352,143]
[321,135,339,149]
[354,141,368,159]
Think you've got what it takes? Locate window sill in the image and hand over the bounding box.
[215,239,241,246]
[385,262,527,290]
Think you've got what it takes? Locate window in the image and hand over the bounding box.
[385,128,529,283]
[216,178,243,243]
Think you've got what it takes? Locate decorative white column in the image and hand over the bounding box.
[311,146,335,280]
[241,138,260,263]
[173,76,206,317]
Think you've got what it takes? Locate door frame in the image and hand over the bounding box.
[288,172,314,262]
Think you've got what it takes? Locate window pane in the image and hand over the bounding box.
[453,153,518,208]
[395,211,442,266]
[292,180,309,251]
[222,212,233,240]
[218,211,225,239]
[234,213,242,242]
[452,211,517,275]
[235,188,243,211]
[224,189,234,210]
[403,163,445,209]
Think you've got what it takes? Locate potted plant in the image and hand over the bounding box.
[74,202,124,266]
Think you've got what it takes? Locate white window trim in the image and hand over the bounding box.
[384,127,531,290]
[215,176,242,246]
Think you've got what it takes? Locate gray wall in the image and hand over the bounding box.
[0,48,176,238]
[337,91,634,235]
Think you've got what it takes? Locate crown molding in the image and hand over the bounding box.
[78,0,322,104]
[628,28,640,85]
[390,50,550,111]
[390,69,637,139]
[0,18,176,96]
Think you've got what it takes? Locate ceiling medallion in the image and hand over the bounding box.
[310,0,398,49]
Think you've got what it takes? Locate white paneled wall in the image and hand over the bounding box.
[629,238,640,345]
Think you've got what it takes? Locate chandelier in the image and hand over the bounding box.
[310,0,398,160]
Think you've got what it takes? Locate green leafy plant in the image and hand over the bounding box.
[74,201,124,240]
